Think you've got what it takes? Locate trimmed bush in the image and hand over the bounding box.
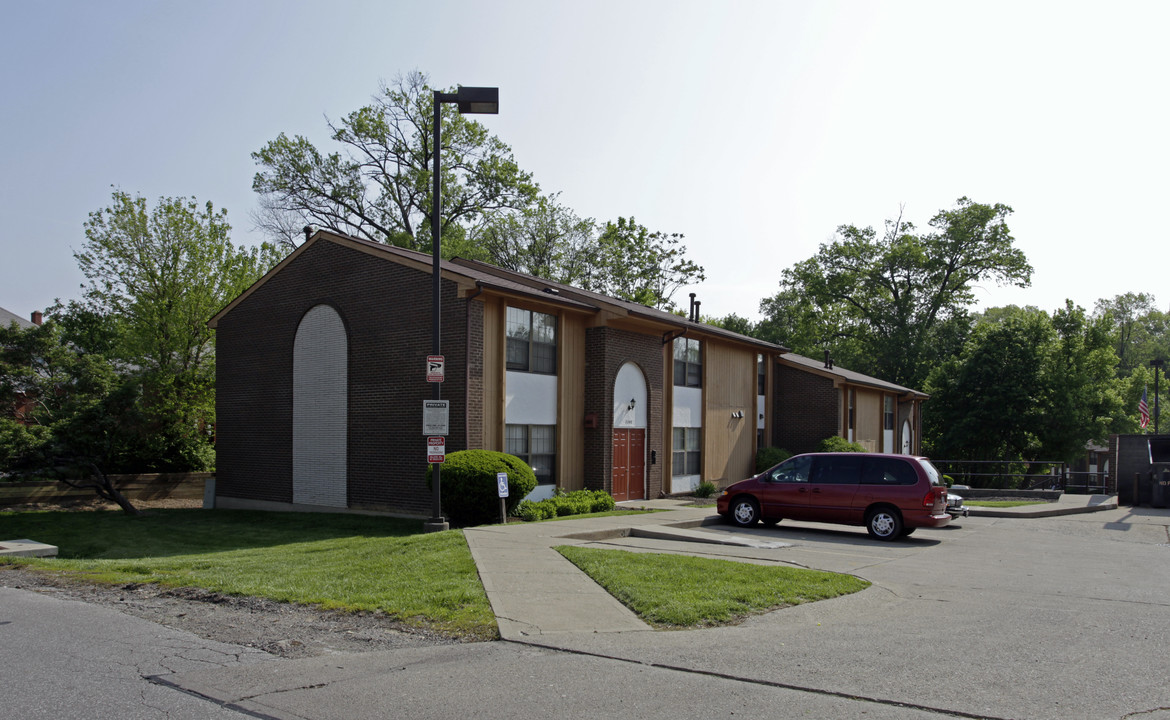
[515,489,616,522]
[755,446,792,472]
[816,436,867,453]
[517,499,555,522]
[694,480,718,498]
[587,489,615,512]
[426,450,537,527]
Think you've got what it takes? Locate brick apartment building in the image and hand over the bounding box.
[208,229,926,518]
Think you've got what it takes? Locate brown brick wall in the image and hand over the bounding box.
[583,327,664,499]
[215,239,479,516]
[773,363,840,455]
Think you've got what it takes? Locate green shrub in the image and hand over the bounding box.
[426,450,537,527]
[755,446,792,472]
[517,499,556,522]
[588,489,615,512]
[515,489,616,522]
[694,480,718,498]
[816,436,867,453]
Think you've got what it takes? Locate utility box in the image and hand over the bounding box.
[1113,434,1170,506]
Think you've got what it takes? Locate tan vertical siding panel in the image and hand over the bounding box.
[558,313,586,491]
[663,341,676,493]
[855,388,882,452]
[703,341,756,485]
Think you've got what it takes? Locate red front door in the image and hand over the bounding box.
[612,429,646,502]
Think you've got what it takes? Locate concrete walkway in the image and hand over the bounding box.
[462,493,1117,640]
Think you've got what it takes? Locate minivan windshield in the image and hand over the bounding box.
[921,459,944,486]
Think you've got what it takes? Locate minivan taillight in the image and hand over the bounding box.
[923,490,940,509]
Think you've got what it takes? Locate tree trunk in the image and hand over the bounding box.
[56,462,141,516]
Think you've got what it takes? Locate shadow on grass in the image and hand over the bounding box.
[0,509,425,560]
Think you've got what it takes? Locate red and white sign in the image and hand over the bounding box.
[427,436,446,463]
[426,355,445,383]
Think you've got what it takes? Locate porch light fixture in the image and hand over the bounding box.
[628,398,636,411]
[426,85,500,533]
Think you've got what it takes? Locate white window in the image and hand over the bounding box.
[672,427,701,477]
[673,337,701,387]
[506,424,556,485]
[506,307,557,374]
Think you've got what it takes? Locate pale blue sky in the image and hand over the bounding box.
[3,0,1167,324]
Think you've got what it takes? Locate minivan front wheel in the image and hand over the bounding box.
[729,497,760,527]
[866,507,903,540]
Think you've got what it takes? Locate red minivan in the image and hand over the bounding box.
[716,453,951,540]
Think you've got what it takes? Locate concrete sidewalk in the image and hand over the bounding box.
[463,493,1118,640]
[463,503,723,639]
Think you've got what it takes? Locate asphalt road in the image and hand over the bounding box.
[4,506,1170,719]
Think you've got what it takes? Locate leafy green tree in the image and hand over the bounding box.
[760,198,1032,388]
[707,313,756,336]
[1039,302,1122,460]
[252,71,539,253]
[584,217,706,309]
[0,320,143,513]
[1094,292,1158,375]
[924,307,1052,463]
[467,193,597,284]
[74,189,279,470]
[754,286,863,361]
[924,303,1122,468]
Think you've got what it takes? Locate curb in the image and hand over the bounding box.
[968,499,1118,519]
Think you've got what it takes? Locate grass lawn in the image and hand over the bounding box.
[965,500,1048,507]
[556,546,869,628]
[0,509,496,640]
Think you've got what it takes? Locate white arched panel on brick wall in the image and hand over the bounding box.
[293,305,347,507]
[613,363,647,429]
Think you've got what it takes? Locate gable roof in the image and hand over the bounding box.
[0,307,35,330]
[209,229,786,354]
[777,352,928,400]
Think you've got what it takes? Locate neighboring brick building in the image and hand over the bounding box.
[209,229,926,518]
[773,353,928,456]
[1,306,43,424]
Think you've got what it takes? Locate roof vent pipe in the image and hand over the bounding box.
[689,292,697,322]
[303,225,313,243]
[824,349,832,369]
[693,300,701,322]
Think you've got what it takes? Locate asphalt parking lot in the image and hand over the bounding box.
[6,504,1170,719]
[540,506,1170,719]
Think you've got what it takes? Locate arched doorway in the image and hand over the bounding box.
[293,305,347,507]
[612,363,647,501]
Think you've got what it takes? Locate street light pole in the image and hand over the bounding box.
[424,86,499,533]
[1153,359,1165,435]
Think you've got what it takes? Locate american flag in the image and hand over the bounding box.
[1140,386,1150,429]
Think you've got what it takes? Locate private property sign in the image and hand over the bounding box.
[427,437,446,463]
[422,400,449,435]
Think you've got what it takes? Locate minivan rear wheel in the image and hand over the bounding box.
[728,496,760,527]
[866,507,903,540]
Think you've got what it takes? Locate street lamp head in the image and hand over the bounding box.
[455,86,499,114]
